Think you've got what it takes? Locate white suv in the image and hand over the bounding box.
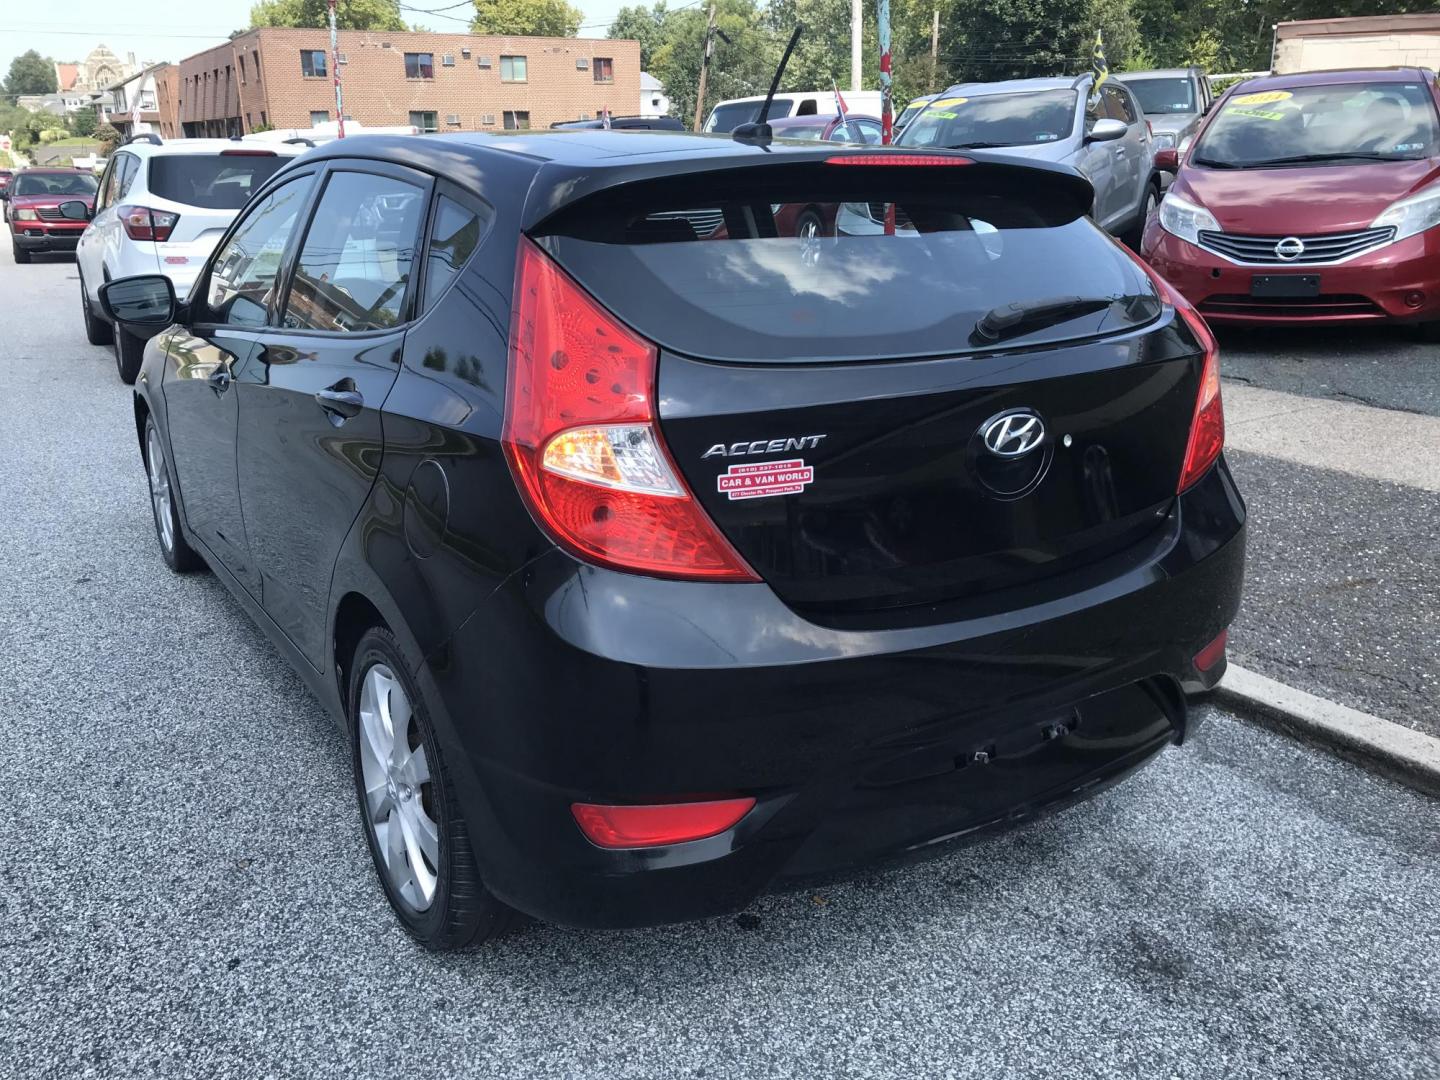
[76,135,308,381]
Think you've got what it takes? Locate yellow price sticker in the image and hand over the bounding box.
[1229,108,1287,121]
[1230,90,1293,107]
[928,97,969,110]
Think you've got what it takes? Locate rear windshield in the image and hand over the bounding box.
[704,100,796,133]
[897,90,1077,150]
[1195,81,1440,166]
[149,154,289,209]
[1124,78,1197,115]
[13,172,97,196]
[536,165,1158,363]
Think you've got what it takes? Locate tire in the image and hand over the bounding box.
[12,244,31,265]
[795,208,825,239]
[80,274,113,346]
[1124,181,1161,251]
[1419,321,1440,343]
[349,627,521,949]
[113,325,144,384]
[142,415,205,573]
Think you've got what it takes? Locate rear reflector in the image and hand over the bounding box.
[1116,241,1224,492]
[825,154,972,166]
[1194,629,1228,672]
[571,798,757,849]
[502,237,757,581]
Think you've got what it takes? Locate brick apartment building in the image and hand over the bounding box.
[165,27,641,138]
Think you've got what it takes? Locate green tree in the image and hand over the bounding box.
[609,2,672,69]
[649,0,779,129]
[470,0,583,36]
[4,50,58,98]
[70,108,97,137]
[250,0,406,30]
[92,123,122,155]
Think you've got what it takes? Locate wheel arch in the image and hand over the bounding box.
[334,590,392,713]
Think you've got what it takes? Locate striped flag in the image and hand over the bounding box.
[1092,30,1109,90]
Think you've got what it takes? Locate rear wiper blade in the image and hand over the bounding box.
[944,141,1012,149]
[970,296,1114,346]
[1244,152,1398,166]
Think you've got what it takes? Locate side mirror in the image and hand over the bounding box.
[1086,118,1128,143]
[99,274,177,329]
[58,199,91,221]
[1154,148,1179,172]
[0,191,9,202]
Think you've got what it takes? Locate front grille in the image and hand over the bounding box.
[864,202,913,229]
[1199,294,1385,319]
[1196,227,1395,265]
[35,206,65,221]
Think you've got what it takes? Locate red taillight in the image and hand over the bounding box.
[502,237,758,581]
[117,204,179,243]
[571,798,757,848]
[1194,629,1227,672]
[1116,242,1224,493]
[825,154,972,166]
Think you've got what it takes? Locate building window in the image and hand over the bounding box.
[253,50,261,82]
[301,50,327,78]
[442,54,455,67]
[499,55,526,82]
[576,58,589,70]
[409,110,438,132]
[260,110,267,126]
[445,114,461,126]
[405,52,435,79]
[239,55,247,84]
[503,110,530,130]
[310,110,330,125]
[593,58,614,83]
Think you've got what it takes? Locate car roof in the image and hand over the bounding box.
[1228,67,1434,92]
[939,77,1084,97]
[16,166,92,174]
[1115,68,1199,80]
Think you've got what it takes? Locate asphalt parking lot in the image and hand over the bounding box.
[1,248,1438,1080]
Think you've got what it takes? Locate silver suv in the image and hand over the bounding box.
[1115,67,1213,159]
[895,74,1159,246]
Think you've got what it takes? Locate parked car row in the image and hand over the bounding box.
[81,123,1243,948]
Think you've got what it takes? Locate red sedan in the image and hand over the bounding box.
[6,167,98,264]
[1142,67,1440,338]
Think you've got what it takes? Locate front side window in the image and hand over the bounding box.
[898,90,1077,149]
[1124,77,1197,115]
[409,110,438,133]
[300,50,327,78]
[422,195,490,310]
[593,58,614,83]
[503,110,530,130]
[1194,80,1440,167]
[282,171,426,333]
[500,55,526,82]
[204,175,315,327]
[405,52,434,79]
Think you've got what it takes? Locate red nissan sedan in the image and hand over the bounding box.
[1142,68,1440,338]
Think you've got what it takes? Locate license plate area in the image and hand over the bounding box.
[1251,273,1320,298]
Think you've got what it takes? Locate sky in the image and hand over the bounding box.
[1,0,630,85]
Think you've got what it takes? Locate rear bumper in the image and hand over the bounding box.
[11,226,83,251]
[1142,223,1440,324]
[425,459,1246,928]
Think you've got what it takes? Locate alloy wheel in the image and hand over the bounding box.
[358,664,439,912]
[145,424,174,554]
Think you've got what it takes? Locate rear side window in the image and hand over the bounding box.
[149,153,289,210]
[282,171,426,332]
[422,195,490,311]
[536,164,1156,363]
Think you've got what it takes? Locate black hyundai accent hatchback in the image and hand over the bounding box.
[101,130,1244,948]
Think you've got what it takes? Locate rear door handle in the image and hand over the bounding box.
[315,385,364,420]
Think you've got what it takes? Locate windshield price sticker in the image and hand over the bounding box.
[929,97,968,109]
[1229,90,1293,107]
[1230,108,1288,121]
[717,459,815,500]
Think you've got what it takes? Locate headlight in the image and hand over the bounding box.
[1151,132,1177,150]
[14,208,37,221]
[1371,186,1440,242]
[1158,192,1219,245]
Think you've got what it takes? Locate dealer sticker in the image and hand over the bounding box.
[717,459,815,500]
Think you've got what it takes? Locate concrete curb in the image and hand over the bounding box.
[1215,664,1440,797]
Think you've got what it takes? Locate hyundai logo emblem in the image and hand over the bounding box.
[1275,236,1305,261]
[981,410,1045,458]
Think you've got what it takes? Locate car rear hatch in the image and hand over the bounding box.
[530,153,1205,620]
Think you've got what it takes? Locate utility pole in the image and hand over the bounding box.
[329,0,345,137]
[878,0,892,145]
[693,4,717,133]
[930,9,940,93]
[850,0,862,93]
